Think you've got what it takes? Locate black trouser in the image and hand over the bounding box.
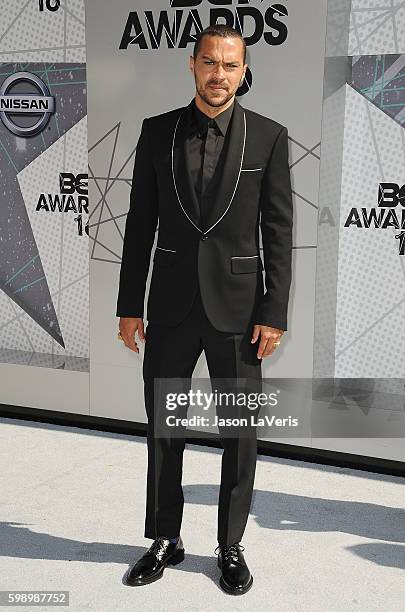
[142,286,262,547]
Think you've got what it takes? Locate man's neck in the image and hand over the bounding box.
[194,94,235,119]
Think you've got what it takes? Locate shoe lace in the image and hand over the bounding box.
[148,536,170,561]
[214,542,244,561]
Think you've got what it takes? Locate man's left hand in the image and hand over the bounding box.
[251,324,284,359]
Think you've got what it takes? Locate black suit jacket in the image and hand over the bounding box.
[116,96,293,332]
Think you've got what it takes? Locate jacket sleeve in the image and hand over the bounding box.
[116,117,158,317]
[254,126,293,331]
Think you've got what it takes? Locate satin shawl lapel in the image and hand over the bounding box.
[203,97,246,234]
[171,97,246,235]
[171,100,202,232]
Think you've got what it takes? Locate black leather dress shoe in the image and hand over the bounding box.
[123,536,185,586]
[215,542,253,595]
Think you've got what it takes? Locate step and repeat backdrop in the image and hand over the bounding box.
[0,0,404,461]
[313,0,405,459]
[0,0,89,412]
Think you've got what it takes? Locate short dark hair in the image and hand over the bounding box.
[193,24,246,64]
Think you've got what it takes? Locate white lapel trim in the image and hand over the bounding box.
[156,246,177,252]
[232,255,259,258]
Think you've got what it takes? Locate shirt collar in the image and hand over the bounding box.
[192,98,235,138]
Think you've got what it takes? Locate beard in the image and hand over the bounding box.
[196,80,236,108]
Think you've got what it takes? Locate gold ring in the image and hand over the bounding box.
[117,331,123,341]
[273,341,281,346]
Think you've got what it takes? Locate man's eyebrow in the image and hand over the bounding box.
[201,55,240,64]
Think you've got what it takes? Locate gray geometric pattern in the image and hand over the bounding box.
[313,85,347,379]
[0,0,88,370]
[350,53,405,127]
[325,0,405,58]
[0,79,88,360]
[336,84,405,377]
[315,0,405,381]
[0,0,86,63]
[87,123,135,264]
[349,0,405,55]
[325,0,352,58]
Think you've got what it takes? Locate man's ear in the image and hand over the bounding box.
[189,56,194,74]
[240,68,247,86]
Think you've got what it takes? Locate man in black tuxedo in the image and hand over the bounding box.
[116,24,293,595]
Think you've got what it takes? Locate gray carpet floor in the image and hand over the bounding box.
[0,416,404,611]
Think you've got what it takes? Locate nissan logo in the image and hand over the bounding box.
[0,71,55,137]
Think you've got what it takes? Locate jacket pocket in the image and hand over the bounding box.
[153,247,178,267]
[231,255,263,274]
[240,163,263,172]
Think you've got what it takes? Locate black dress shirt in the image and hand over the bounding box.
[186,98,234,224]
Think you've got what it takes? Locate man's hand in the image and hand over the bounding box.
[251,324,284,359]
[119,317,145,353]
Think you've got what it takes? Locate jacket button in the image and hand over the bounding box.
[201,234,207,241]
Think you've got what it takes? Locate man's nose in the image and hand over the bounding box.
[212,64,226,79]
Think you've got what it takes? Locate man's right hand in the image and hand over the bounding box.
[119,317,145,353]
